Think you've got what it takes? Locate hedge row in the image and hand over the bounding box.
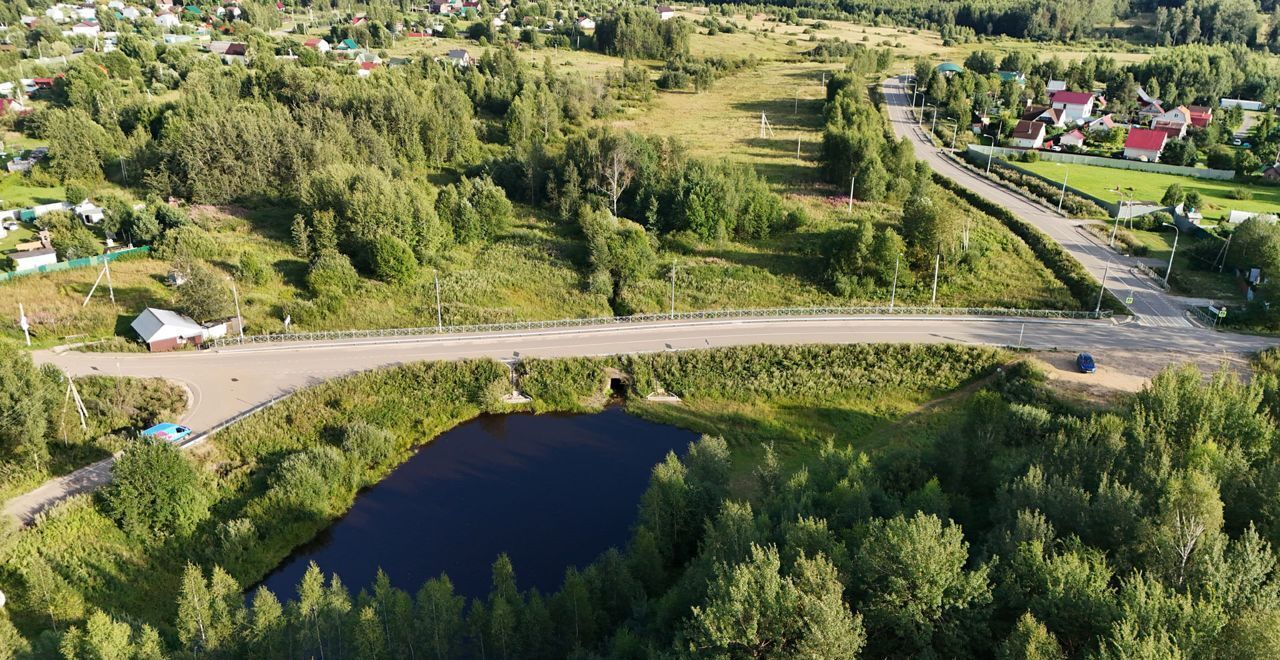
[931,173,1126,314]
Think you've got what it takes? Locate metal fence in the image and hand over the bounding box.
[0,246,151,283]
[207,306,1111,348]
[967,144,1236,180]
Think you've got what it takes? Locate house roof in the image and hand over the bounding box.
[1125,128,1167,151]
[1011,120,1045,140]
[131,307,204,343]
[447,48,469,58]
[1051,90,1094,106]
[1021,105,1048,120]
[303,37,324,46]
[656,5,674,12]
[1187,105,1212,116]
[12,247,55,260]
[1061,129,1086,142]
[936,62,963,74]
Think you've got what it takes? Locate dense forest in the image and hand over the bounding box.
[6,350,1280,658]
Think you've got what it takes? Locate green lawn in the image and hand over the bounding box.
[0,174,64,208]
[1087,221,1242,300]
[1016,160,1280,220]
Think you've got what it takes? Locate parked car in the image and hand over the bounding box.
[141,422,192,444]
[1076,353,1096,374]
[1,221,17,231]
[1233,138,1243,146]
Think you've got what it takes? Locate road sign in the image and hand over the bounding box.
[1219,308,1228,318]
[1125,296,1133,304]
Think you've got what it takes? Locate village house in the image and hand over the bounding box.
[1050,90,1095,123]
[1010,120,1046,149]
[1086,114,1117,133]
[1059,129,1086,149]
[303,37,330,53]
[1187,105,1213,128]
[1124,128,1167,161]
[577,17,595,30]
[1046,79,1067,93]
[1022,105,1064,128]
[70,21,100,37]
[9,247,57,272]
[130,307,239,352]
[1220,98,1264,112]
[74,200,105,225]
[1150,105,1191,139]
[445,48,471,66]
[656,5,675,20]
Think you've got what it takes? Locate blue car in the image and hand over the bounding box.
[1076,353,1097,374]
[141,422,192,444]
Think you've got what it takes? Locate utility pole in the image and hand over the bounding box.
[796,133,802,160]
[1095,261,1111,316]
[434,271,443,329]
[669,259,676,318]
[18,303,30,346]
[1218,232,1233,272]
[230,281,244,340]
[889,254,901,311]
[930,105,938,133]
[847,174,856,214]
[1162,222,1180,287]
[1057,166,1069,214]
[1109,203,1124,247]
[930,254,940,306]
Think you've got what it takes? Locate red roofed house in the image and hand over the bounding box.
[1050,90,1095,122]
[1188,105,1213,128]
[357,61,379,76]
[303,37,330,53]
[1151,105,1191,139]
[1010,120,1046,149]
[1059,129,1086,149]
[1022,105,1064,127]
[1124,128,1168,161]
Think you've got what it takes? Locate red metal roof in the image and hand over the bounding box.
[1051,90,1094,106]
[1125,128,1167,151]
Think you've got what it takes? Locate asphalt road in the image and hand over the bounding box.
[882,78,1203,328]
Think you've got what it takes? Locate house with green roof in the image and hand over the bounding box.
[936,62,963,75]
[337,38,359,50]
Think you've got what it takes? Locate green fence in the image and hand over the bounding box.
[0,246,151,283]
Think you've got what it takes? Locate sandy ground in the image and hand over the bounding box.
[1030,348,1253,406]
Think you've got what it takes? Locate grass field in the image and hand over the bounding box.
[0,174,63,209]
[1087,222,1242,300]
[1017,159,1280,219]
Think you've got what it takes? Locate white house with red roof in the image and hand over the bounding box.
[1010,120,1046,149]
[303,37,330,53]
[1087,115,1117,133]
[1124,128,1168,161]
[1151,105,1191,139]
[1059,129,1086,148]
[1050,90,1095,123]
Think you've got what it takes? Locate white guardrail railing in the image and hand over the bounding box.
[206,306,1111,349]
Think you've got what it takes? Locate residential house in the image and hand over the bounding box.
[1262,163,1280,181]
[1123,128,1167,161]
[1086,114,1117,133]
[576,17,595,30]
[1022,105,1064,127]
[996,71,1026,85]
[336,37,359,51]
[656,5,675,20]
[356,61,379,77]
[445,48,471,66]
[1221,98,1264,112]
[70,21,100,37]
[1227,210,1273,224]
[154,10,180,27]
[431,0,461,13]
[1047,79,1067,93]
[1050,90,1095,123]
[0,99,26,114]
[935,62,963,76]
[9,248,57,272]
[1187,105,1213,128]
[208,40,248,63]
[45,6,68,23]
[1059,129,1086,148]
[1137,86,1159,107]
[130,307,237,352]
[1138,101,1164,121]
[74,200,105,225]
[121,6,142,21]
[1150,105,1191,139]
[1010,120,1046,149]
[303,37,330,53]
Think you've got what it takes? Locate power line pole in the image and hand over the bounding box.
[230,281,244,340]
[930,253,940,306]
[889,254,901,311]
[1057,166,1069,214]
[847,174,856,214]
[434,271,443,330]
[1094,261,1111,316]
[669,259,676,318]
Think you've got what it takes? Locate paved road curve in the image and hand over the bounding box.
[881,78,1203,328]
[7,314,1276,523]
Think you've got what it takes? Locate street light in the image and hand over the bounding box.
[1057,164,1069,214]
[985,121,1004,173]
[1162,222,1180,287]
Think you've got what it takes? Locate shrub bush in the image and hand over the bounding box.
[370,235,419,284]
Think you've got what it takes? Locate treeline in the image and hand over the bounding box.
[13,355,1280,658]
[594,7,692,59]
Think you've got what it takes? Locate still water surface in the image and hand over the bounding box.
[260,407,697,599]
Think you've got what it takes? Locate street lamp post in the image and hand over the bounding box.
[1162,222,1180,287]
[1095,261,1111,316]
[889,254,901,311]
[1057,166,1069,214]
[985,120,1004,174]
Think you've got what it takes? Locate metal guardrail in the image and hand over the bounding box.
[207,306,1110,348]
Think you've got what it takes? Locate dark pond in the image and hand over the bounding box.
[259,407,698,600]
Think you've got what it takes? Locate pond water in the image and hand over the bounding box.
[259,407,698,600]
